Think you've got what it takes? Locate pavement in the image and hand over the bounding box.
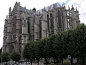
[19,63,44,65]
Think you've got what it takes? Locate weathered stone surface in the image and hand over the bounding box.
[2,2,80,55]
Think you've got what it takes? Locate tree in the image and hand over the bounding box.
[23,42,30,60]
[58,31,68,64]
[43,38,50,65]
[48,34,57,64]
[11,52,21,62]
[34,41,41,65]
[65,29,76,65]
[74,23,86,65]
[36,38,49,65]
[23,41,35,65]
[2,52,10,62]
[53,33,62,65]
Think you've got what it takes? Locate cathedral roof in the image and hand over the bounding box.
[20,7,32,14]
[44,2,61,11]
[36,2,61,14]
[12,2,61,14]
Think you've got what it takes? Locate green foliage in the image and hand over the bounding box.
[48,34,56,58]
[23,42,30,59]
[23,41,35,60]
[2,52,10,62]
[34,41,41,60]
[74,23,86,65]
[23,23,86,65]
[11,51,21,61]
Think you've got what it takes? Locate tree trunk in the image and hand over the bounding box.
[77,57,79,64]
[37,59,39,65]
[31,60,33,65]
[70,55,73,65]
[62,58,63,64]
[82,57,85,65]
[56,57,58,65]
[54,57,55,64]
[45,58,47,65]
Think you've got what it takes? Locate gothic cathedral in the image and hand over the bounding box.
[2,2,80,54]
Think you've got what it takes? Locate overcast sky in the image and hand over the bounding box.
[0,0,86,48]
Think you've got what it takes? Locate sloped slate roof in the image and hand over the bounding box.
[36,2,61,14]
[20,2,61,14]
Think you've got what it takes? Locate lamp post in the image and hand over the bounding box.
[68,55,71,65]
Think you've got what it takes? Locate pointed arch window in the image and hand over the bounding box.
[27,17,30,34]
[47,14,49,30]
[39,19,41,39]
[58,10,61,28]
[50,13,54,34]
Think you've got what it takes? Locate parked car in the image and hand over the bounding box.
[5,63,12,65]
[24,62,30,64]
[12,63,18,65]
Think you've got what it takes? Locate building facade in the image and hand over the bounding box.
[2,2,80,54]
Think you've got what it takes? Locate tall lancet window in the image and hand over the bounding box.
[58,10,61,28]
[39,20,41,39]
[50,13,54,33]
[27,17,31,40]
[67,19,70,29]
[47,14,49,30]
[27,17,30,34]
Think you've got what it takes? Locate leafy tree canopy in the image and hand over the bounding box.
[11,51,21,62]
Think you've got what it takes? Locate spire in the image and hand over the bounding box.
[24,7,26,12]
[9,7,11,15]
[9,7,11,11]
[44,7,46,10]
[18,2,20,6]
[72,4,74,8]
[62,2,65,7]
[15,2,18,4]
[76,7,77,11]
[71,4,74,10]
[30,9,31,13]
[68,5,70,10]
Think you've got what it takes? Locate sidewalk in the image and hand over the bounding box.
[19,62,44,65]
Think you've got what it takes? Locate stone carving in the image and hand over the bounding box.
[2,2,80,55]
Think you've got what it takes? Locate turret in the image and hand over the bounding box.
[71,5,74,10]
[62,2,65,8]
[17,2,20,11]
[68,5,70,10]
[9,7,11,15]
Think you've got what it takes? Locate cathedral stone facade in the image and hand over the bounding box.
[2,2,80,54]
